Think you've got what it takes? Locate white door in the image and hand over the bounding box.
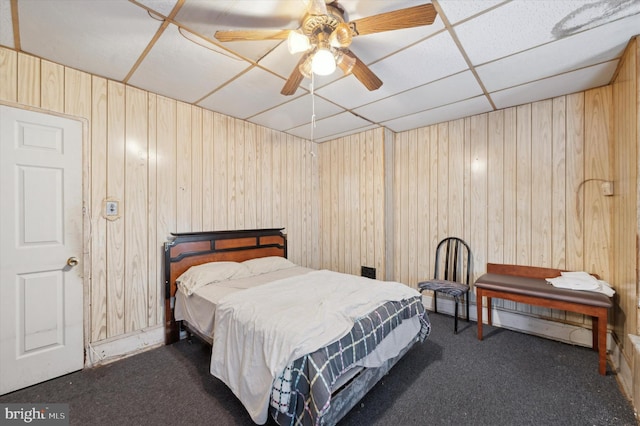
[0,105,83,395]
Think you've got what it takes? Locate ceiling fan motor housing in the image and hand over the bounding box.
[302,3,348,42]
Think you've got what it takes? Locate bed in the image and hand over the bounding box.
[164,229,430,426]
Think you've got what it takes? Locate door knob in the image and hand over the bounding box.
[67,257,79,267]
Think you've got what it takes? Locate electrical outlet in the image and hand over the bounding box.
[103,199,121,220]
[105,201,119,216]
[601,181,614,196]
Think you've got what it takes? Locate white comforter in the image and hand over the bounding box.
[209,269,421,424]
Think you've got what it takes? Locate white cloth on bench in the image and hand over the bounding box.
[546,271,615,297]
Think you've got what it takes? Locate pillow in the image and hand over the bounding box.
[242,256,296,275]
[177,261,252,296]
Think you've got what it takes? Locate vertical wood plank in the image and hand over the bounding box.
[516,104,532,267]
[428,125,439,279]
[551,96,567,271]
[374,130,385,278]
[364,131,378,277]
[469,114,488,278]
[398,132,409,284]
[310,140,320,269]
[437,123,449,241]
[350,134,361,275]
[0,47,18,102]
[407,130,418,285]
[147,93,159,326]
[354,132,368,267]
[17,53,40,107]
[40,60,64,113]
[565,92,585,272]
[64,68,91,119]
[416,127,430,281]
[106,80,126,337]
[124,86,149,332]
[503,107,518,266]
[201,110,214,231]
[90,76,108,341]
[487,110,504,265]
[235,119,246,229]
[156,96,177,254]
[584,87,612,278]
[531,100,553,268]
[175,103,192,232]
[449,119,466,238]
[319,141,330,268]
[213,112,228,229]
[245,122,257,229]
[191,107,203,231]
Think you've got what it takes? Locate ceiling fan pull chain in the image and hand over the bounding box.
[310,73,316,143]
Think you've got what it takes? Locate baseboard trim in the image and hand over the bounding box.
[85,325,164,367]
[421,295,610,349]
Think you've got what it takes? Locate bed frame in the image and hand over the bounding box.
[164,228,287,344]
[163,228,419,426]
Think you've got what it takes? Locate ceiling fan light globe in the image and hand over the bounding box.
[329,23,352,48]
[287,30,311,54]
[312,48,336,75]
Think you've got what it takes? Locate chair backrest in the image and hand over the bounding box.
[433,237,472,285]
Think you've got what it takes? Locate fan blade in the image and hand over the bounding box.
[349,3,437,36]
[215,29,290,42]
[281,55,309,96]
[346,51,382,91]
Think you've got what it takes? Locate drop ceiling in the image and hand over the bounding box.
[1,0,639,142]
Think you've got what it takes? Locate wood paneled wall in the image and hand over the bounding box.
[390,89,613,326]
[612,36,639,362]
[1,44,634,356]
[0,46,319,344]
[316,130,387,278]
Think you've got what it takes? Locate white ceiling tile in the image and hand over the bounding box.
[438,0,506,25]
[287,111,373,140]
[17,0,162,81]
[454,0,640,65]
[354,71,483,122]
[314,124,379,143]
[491,61,618,110]
[316,31,469,109]
[0,0,14,49]
[382,96,492,132]
[477,13,640,92]
[128,24,250,103]
[249,94,344,131]
[257,41,302,79]
[198,67,299,119]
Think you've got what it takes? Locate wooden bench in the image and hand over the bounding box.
[475,263,613,375]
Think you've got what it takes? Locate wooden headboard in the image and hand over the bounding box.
[163,228,287,343]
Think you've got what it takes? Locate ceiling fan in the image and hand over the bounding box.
[214,1,438,95]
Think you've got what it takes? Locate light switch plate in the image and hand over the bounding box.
[103,198,121,220]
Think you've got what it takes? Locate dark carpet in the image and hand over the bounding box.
[1,313,636,425]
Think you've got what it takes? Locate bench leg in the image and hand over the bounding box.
[477,289,484,340]
[595,310,607,376]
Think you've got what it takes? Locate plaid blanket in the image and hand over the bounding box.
[269,296,430,426]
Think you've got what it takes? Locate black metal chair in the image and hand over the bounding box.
[418,237,472,333]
